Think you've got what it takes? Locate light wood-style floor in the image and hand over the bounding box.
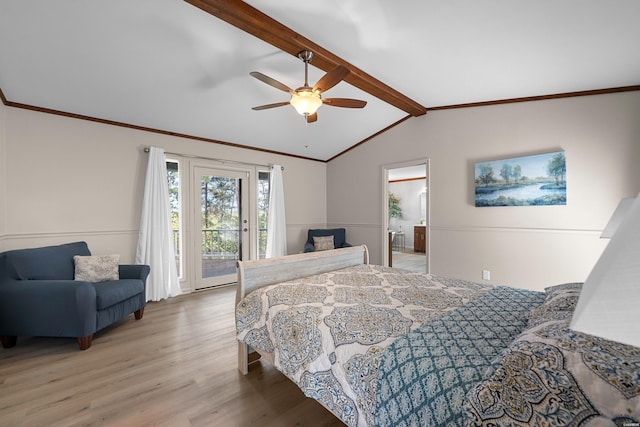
[392,250,427,273]
[0,285,345,427]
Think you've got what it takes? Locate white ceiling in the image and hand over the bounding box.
[1,1,639,161]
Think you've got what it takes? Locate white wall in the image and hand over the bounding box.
[328,91,640,291]
[1,105,326,263]
[4,91,639,292]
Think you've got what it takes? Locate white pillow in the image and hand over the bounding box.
[74,255,120,282]
[313,235,335,251]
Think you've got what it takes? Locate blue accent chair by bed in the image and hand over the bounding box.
[303,228,352,253]
[0,241,150,350]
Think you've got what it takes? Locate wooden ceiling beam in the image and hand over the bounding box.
[183,0,427,117]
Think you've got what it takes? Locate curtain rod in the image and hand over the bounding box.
[143,147,283,170]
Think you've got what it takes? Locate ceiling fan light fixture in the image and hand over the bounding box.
[290,90,322,116]
[251,50,364,122]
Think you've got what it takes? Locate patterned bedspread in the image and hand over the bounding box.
[466,283,640,425]
[236,264,493,427]
[375,286,545,426]
[236,268,640,426]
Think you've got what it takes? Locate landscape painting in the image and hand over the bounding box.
[475,151,566,207]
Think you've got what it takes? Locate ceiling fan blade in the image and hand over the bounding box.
[252,101,290,111]
[250,71,294,94]
[323,98,367,108]
[313,65,349,93]
[306,112,318,123]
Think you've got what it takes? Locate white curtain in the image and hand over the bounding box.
[266,165,287,258]
[136,147,181,301]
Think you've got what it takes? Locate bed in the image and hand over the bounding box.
[235,245,640,426]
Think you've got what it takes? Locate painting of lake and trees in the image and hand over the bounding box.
[475,151,566,207]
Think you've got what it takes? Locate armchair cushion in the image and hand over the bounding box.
[7,241,90,280]
[94,279,145,310]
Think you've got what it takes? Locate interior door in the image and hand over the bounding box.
[193,166,249,289]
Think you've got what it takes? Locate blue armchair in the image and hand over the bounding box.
[304,228,352,253]
[0,241,150,350]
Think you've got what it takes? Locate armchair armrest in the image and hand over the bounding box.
[119,265,150,282]
[0,279,97,337]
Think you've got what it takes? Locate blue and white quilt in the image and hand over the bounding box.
[236,264,493,426]
[236,268,640,426]
[374,285,544,426]
[466,283,640,426]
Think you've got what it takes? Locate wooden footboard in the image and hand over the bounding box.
[235,245,369,374]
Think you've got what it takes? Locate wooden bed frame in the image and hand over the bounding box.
[235,245,370,374]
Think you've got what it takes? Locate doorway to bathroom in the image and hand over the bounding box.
[382,160,429,273]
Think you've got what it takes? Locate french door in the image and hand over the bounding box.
[192,166,249,289]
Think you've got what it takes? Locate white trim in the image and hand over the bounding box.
[0,229,138,240]
[166,154,263,293]
[327,222,381,229]
[429,225,602,235]
[191,165,251,290]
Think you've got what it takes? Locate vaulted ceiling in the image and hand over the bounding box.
[1,1,639,161]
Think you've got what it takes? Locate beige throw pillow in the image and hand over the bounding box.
[313,235,335,251]
[74,255,120,282]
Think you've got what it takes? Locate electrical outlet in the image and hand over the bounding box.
[482,270,491,281]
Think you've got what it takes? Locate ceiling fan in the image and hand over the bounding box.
[250,50,367,123]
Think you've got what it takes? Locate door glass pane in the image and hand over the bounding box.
[201,174,240,279]
[258,171,270,259]
[167,161,182,278]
